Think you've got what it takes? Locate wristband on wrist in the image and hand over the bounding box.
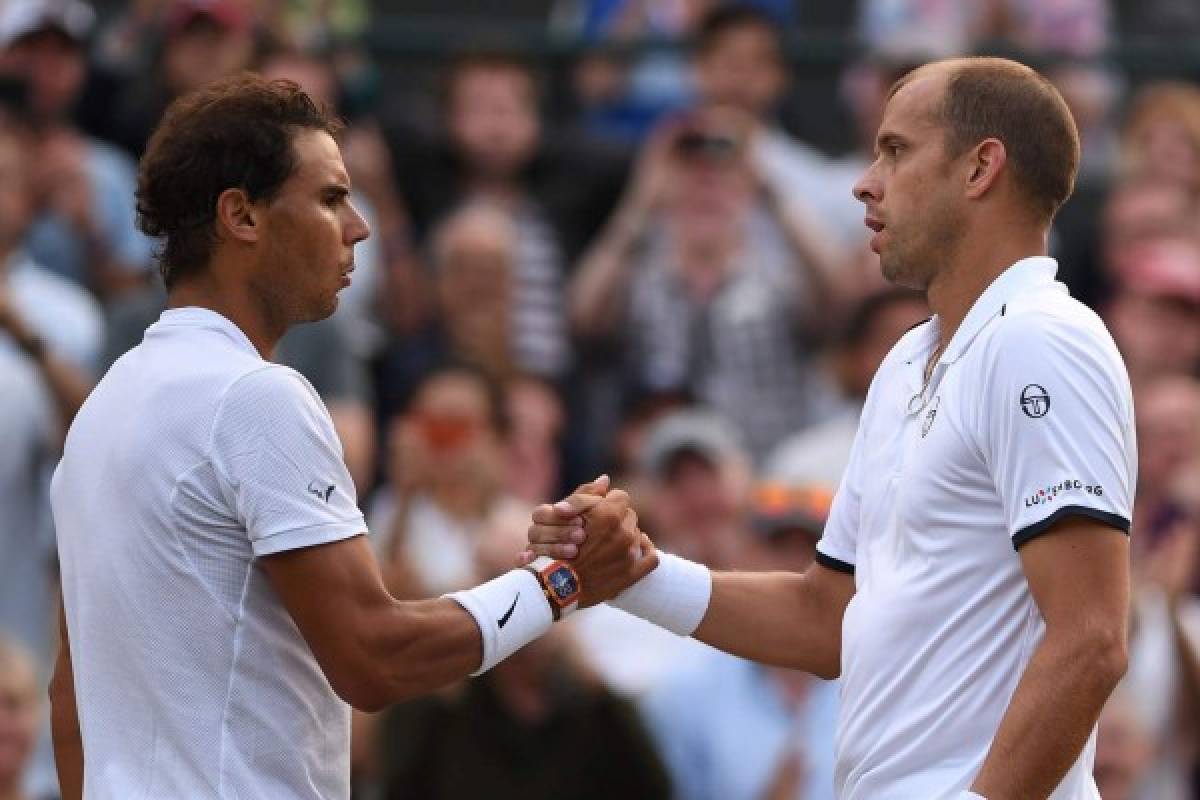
[609,552,712,636]
[447,568,553,675]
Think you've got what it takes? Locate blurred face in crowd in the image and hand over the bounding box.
[0,130,32,254]
[251,129,369,325]
[435,207,515,322]
[853,69,966,290]
[1106,238,1200,385]
[1094,694,1153,800]
[1127,112,1200,190]
[694,23,785,117]
[1135,376,1200,494]
[504,378,565,504]
[405,371,502,487]
[1102,181,1195,275]
[650,451,748,565]
[0,646,38,791]
[164,16,255,96]
[4,29,86,123]
[258,52,337,111]
[447,64,540,181]
[837,294,930,398]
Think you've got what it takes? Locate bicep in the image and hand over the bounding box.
[1019,517,1130,635]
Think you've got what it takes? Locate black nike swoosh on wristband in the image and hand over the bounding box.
[497,593,519,628]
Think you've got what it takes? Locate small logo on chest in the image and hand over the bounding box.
[921,395,941,438]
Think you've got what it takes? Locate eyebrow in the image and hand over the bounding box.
[874,132,907,157]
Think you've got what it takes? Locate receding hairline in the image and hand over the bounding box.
[887,56,1047,101]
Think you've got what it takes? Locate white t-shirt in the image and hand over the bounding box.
[52,307,366,799]
[816,257,1136,800]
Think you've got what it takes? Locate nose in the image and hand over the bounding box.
[345,199,370,246]
[852,160,881,206]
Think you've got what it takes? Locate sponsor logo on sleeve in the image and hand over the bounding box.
[1020,384,1051,418]
[307,479,336,502]
[1025,478,1103,508]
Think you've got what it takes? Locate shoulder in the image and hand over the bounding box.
[981,293,1121,370]
[221,363,320,408]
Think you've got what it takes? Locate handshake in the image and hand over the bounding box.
[518,475,659,608]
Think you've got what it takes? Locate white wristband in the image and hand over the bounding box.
[609,552,712,636]
[447,569,552,675]
[959,792,986,799]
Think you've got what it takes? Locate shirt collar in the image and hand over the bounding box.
[938,256,1061,364]
[153,306,261,358]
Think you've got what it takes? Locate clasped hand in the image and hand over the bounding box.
[520,476,657,608]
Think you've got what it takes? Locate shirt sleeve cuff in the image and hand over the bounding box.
[816,550,856,575]
[1011,505,1131,550]
[251,519,366,557]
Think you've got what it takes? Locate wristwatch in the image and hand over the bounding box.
[522,556,581,620]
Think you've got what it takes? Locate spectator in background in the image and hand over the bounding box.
[1094,687,1157,800]
[370,366,522,599]
[571,409,750,693]
[0,122,100,670]
[0,0,155,299]
[388,52,627,381]
[692,5,863,246]
[373,204,534,422]
[0,636,40,800]
[1109,375,1200,798]
[105,0,255,158]
[368,501,671,800]
[571,106,843,460]
[1119,82,1200,194]
[504,375,567,504]
[1105,235,1200,391]
[764,288,928,488]
[639,479,840,800]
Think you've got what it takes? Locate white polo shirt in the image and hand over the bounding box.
[816,257,1135,800]
[52,308,366,799]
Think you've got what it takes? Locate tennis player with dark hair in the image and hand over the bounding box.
[532,57,1135,800]
[47,73,657,799]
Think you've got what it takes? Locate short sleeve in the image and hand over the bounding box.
[211,366,365,557]
[979,313,1135,549]
[816,410,867,575]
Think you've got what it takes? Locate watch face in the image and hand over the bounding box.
[547,566,579,601]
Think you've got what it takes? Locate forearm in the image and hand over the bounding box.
[694,570,846,678]
[971,632,1125,799]
[355,596,484,710]
[569,206,646,335]
[8,331,93,434]
[764,189,843,313]
[1169,600,1200,725]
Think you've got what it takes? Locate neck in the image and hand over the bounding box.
[925,221,1047,349]
[168,269,285,359]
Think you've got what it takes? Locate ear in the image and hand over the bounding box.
[964,138,1008,201]
[215,188,260,245]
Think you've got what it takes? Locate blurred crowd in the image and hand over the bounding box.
[2,0,1200,798]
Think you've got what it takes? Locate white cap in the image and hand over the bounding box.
[0,0,95,48]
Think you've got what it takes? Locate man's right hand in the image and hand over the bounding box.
[570,488,658,608]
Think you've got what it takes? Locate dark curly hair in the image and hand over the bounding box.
[136,73,343,289]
